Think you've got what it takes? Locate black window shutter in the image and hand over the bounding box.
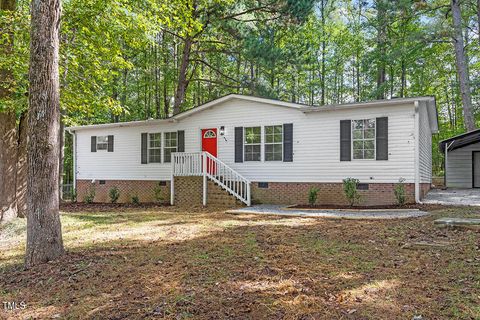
[107,135,114,152]
[283,123,293,162]
[141,133,148,164]
[234,127,243,163]
[91,136,97,152]
[376,117,388,160]
[177,130,185,152]
[340,120,351,161]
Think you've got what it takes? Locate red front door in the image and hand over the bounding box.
[201,128,217,157]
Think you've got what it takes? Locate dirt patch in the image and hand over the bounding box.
[290,203,449,211]
[60,202,172,212]
[1,206,479,319]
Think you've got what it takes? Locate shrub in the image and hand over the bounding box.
[308,187,319,206]
[83,185,95,204]
[131,194,140,205]
[109,187,120,203]
[394,178,406,206]
[154,182,164,203]
[343,178,361,206]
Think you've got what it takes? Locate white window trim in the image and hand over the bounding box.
[148,132,162,163]
[351,119,376,161]
[264,125,283,161]
[244,126,262,162]
[96,136,108,151]
[164,131,178,163]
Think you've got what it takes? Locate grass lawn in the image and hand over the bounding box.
[0,204,479,319]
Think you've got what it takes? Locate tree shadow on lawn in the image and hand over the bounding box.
[0,207,479,319]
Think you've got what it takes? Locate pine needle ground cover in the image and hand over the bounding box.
[0,205,479,319]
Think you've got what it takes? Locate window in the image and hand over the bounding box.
[148,133,161,163]
[265,125,283,161]
[352,119,376,160]
[244,127,261,161]
[96,136,108,151]
[203,130,216,138]
[164,132,177,163]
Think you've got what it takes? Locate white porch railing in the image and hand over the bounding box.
[172,152,203,176]
[171,152,251,206]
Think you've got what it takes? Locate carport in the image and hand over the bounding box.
[440,129,480,188]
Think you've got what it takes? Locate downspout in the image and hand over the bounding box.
[414,101,420,203]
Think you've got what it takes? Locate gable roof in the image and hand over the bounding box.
[66,94,438,132]
[439,129,480,152]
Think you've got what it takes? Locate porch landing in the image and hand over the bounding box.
[227,205,429,220]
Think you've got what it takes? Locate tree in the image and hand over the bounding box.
[0,0,18,223]
[451,0,475,131]
[25,0,64,268]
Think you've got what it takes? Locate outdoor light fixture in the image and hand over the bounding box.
[219,126,225,136]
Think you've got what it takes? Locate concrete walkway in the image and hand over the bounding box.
[422,189,480,206]
[227,205,429,220]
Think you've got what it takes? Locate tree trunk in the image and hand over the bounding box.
[154,34,161,119]
[376,0,387,100]
[0,0,15,96]
[25,0,64,268]
[477,0,480,46]
[0,0,18,223]
[0,111,18,223]
[173,37,193,115]
[320,0,326,105]
[451,0,476,131]
[400,59,406,98]
[16,111,28,218]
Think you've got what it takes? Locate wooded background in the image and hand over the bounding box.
[1,0,479,196]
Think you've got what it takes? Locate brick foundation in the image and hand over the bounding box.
[251,182,430,206]
[420,183,431,199]
[173,176,242,207]
[76,179,431,206]
[76,179,170,204]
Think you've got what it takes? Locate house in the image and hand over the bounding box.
[66,94,438,206]
[439,129,480,188]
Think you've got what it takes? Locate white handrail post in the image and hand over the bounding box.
[246,182,251,206]
[202,152,207,206]
[171,154,175,205]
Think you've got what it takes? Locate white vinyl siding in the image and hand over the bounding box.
[418,101,433,184]
[75,98,420,183]
[446,142,480,188]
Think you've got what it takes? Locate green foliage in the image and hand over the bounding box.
[394,178,406,206]
[5,0,480,180]
[109,187,120,203]
[83,185,96,204]
[343,178,360,207]
[131,194,140,205]
[308,187,319,206]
